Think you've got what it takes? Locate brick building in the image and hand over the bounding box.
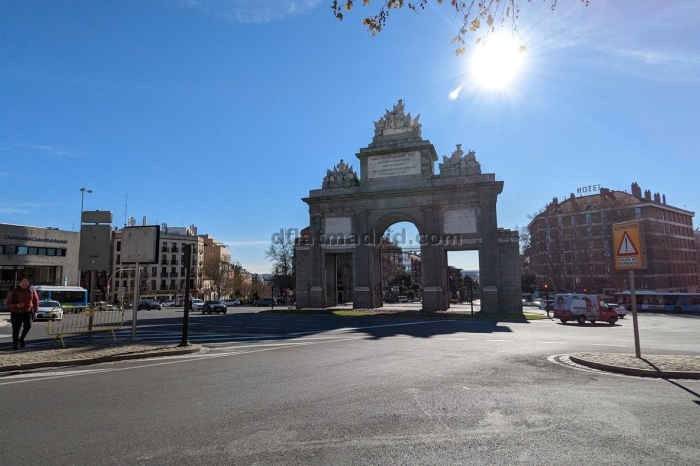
[528,183,698,293]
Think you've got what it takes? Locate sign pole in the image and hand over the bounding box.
[179,244,192,347]
[132,262,140,340]
[613,221,646,360]
[628,269,642,359]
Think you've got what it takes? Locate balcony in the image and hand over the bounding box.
[171,260,178,265]
[161,260,168,265]
[170,272,179,277]
[171,247,179,253]
[161,247,169,252]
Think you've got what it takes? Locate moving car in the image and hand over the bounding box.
[255,298,274,307]
[190,299,204,312]
[36,300,64,321]
[137,300,162,311]
[202,300,227,314]
[223,299,240,307]
[162,300,178,307]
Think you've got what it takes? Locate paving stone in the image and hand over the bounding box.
[570,352,700,379]
[0,340,202,372]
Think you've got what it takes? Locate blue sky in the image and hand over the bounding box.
[1,0,699,274]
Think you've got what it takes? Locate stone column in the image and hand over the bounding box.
[478,200,500,313]
[352,210,383,309]
[421,206,449,312]
[308,212,326,308]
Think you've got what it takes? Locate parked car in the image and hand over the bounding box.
[202,300,227,314]
[539,299,554,311]
[137,300,162,311]
[162,300,177,307]
[190,299,204,312]
[223,299,240,307]
[90,301,115,310]
[36,300,64,321]
[255,298,274,307]
[613,304,628,318]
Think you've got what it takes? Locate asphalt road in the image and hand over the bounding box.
[1,313,699,465]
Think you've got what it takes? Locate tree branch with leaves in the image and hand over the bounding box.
[332,0,590,54]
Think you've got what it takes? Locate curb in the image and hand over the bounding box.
[569,354,700,379]
[0,345,204,373]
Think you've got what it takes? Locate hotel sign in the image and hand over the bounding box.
[576,184,602,195]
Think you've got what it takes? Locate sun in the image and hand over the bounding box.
[470,33,524,90]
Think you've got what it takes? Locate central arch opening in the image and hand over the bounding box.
[379,221,422,304]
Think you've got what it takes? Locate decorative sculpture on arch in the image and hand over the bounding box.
[371,100,422,146]
[322,159,358,189]
[439,144,482,177]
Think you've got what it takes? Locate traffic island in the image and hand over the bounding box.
[0,340,203,373]
[570,352,700,379]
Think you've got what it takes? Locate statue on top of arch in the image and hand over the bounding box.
[322,159,359,189]
[439,144,482,177]
[372,99,422,140]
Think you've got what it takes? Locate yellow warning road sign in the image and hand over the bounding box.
[612,221,646,269]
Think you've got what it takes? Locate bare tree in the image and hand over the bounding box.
[231,262,245,298]
[333,0,590,54]
[202,260,232,300]
[265,241,295,296]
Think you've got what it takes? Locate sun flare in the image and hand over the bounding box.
[470,33,524,90]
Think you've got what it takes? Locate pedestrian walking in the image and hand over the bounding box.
[5,278,39,350]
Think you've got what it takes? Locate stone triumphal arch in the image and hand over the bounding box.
[295,101,522,313]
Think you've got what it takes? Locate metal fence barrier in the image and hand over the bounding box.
[47,307,125,348]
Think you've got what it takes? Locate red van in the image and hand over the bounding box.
[553,294,618,325]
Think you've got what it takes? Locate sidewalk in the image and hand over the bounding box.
[570,352,700,379]
[0,340,203,372]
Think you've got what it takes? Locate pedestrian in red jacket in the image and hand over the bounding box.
[5,278,39,350]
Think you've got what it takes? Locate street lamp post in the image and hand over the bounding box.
[78,187,93,287]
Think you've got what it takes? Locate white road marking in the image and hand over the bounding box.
[0,320,454,385]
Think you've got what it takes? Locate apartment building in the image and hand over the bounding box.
[110,224,205,303]
[200,234,232,299]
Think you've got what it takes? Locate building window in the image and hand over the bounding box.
[635,207,642,219]
[585,213,592,224]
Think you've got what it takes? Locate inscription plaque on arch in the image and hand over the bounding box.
[367,151,421,179]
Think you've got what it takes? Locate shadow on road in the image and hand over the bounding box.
[2,309,527,350]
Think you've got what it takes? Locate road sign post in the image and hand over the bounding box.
[613,221,647,359]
